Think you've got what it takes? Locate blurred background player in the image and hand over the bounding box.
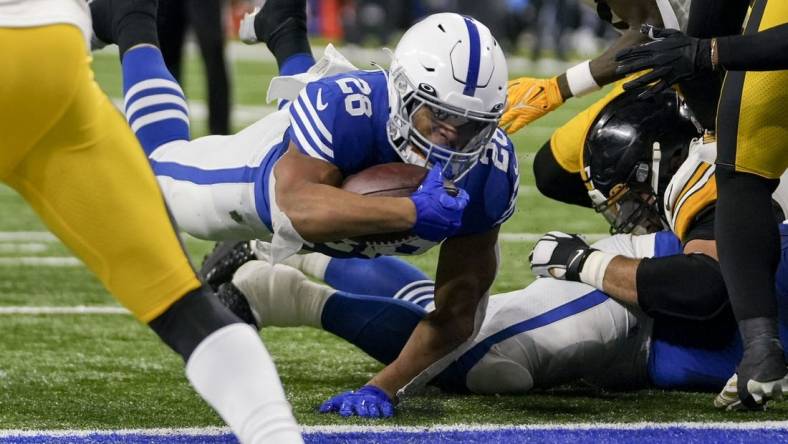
[157,0,231,134]
[614,0,788,410]
[0,0,301,442]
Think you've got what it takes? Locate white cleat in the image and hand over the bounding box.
[714,371,788,410]
[232,260,330,329]
[238,6,262,44]
[714,374,741,410]
[747,373,788,405]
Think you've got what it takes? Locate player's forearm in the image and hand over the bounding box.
[559,29,650,100]
[367,309,476,398]
[600,255,640,305]
[280,183,416,242]
[716,24,788,71]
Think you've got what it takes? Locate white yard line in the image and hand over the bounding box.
[0,243,47,253]
[0,232,611,267]
[0,232,56,241]
[0,257,81,266]
[2,421,788,438]
[0,306,128,315]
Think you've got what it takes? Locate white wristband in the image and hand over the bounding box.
[566,60,600,98]
[579,251,616,290]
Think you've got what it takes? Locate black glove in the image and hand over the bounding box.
[529,232,596,281]
[615,25,713,99]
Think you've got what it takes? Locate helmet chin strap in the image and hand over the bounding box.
[651,141,661,196]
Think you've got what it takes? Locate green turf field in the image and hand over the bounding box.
[0,46,781,431]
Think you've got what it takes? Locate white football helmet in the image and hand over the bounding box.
[386,13,508,180]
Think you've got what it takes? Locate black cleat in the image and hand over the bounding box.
[735,317,788,409]
[199,240,256,291]
[238,0,307,45]
[216,282,259,328]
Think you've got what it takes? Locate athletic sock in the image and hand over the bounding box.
[232,261,329,329]
[279,53,316,76]
[90,0,159,58]
[321,292,427,364]
[121,46,190,155]
[324,256,435,308]
[254,0,311,67]
[186,324,302,443]
[715,166,780,321]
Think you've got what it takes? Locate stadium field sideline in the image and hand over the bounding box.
[0,46,786,444]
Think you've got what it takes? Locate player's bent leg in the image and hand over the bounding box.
[6,33,301,442]
[323,256,435,307]
[8,43,197,321]
[232,260,328,328]
[149,286,302,442]
[89,0,159,56]
[228,260,427,365]
[121,45,190,156]
[250,241,436,307]
[716,48,788,406]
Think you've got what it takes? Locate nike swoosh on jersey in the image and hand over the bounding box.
[316,88,328,111]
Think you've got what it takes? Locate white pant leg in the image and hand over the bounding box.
[149,111,291,240]
[464,278,651,394]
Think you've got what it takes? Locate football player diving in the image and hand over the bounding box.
[90,0,518,418]
[613,0,788,410]
[0,1,301,442]
[207,221,788,407]
[501,0,748,210]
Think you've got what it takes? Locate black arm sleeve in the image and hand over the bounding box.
[636,252,729,321]
[532,141,593,208]
[718,24,788,71]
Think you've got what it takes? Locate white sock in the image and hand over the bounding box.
[185,324,303,444]
[233,261,330,329]
[299,253,331,281]
[252,242,330,280]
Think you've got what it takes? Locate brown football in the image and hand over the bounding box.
[341,163,457,243]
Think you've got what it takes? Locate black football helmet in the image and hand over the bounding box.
[581,88,702,234]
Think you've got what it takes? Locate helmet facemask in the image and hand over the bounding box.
[588,162,667,235]
[387,66,502,181]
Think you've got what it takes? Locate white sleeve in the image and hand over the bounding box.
[590,233,658,259]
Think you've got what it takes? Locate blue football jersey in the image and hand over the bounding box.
[281,70,519,258]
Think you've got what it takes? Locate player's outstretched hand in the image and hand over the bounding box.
[500,77,564,134]
[615,25,713,99]
[409,166,469,242]
[530,231,595,281]
[319,385,395,418]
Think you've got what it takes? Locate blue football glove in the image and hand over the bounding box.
[318,385,395,418]
[409,166,470,242]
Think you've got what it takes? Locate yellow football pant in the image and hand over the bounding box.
[0,25,201,322]
[717,0,788,179]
